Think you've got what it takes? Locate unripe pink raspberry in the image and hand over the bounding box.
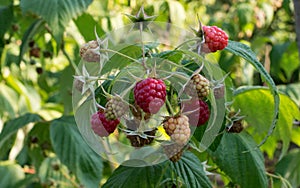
[90,111,120,137]
[134,78,166,114]
[202,26,228,53]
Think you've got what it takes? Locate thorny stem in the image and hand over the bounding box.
[166,96,175,116]
[140,22,148,72]
[266,172,292,188]
[99,48,141,64]
[174,38,201,50]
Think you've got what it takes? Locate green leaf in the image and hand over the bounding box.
[27,122,52,170]
[20,0,93,44]
[275,149,300,188]
[39,156,77,187]
[0,83,18,117]
[167,0,186,27]
[233,87,300,158]
[0,113,42,149]
[225,40,280,147]
[280,42,299,81]
[0,4,13,38]
[210,132,268,188]
[278,83,300,106]
[0,161,25,188]
[74,13,105,42]
[18,19,44,64]
[171,152,213,188]
[50,116,103,188]
[102,160,168,188]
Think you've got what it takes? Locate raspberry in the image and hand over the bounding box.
[90,111,120,137]
[201,26,228,53]
[126,129,156,147]
[105,96,127,120]
[80,40,100,62]
[163,143,184,162]
[182,99,210,126]
[163,115,190,145]
[134,78,166,114]
[186,74,210,99]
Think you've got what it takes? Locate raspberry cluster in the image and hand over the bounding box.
[134,78,166,114]
[163,115,191,145]
[90,111,120,137]
[202,25,228,53]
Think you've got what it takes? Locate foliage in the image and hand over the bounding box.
[0,0,299,187]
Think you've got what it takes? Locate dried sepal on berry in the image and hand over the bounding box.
[126,129,156,147]
[80,40,100,62]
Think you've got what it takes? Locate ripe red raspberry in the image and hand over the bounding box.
[182,99,210,126]
[134,78,166,114]
[90,111,120,137]
[80,40,100,62]
[202,26,228,53]
[163,115,191,145]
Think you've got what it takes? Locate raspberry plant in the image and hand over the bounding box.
[72,7,282,188]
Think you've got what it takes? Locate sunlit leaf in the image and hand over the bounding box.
[225,41,280,148]
[233,87,300,158]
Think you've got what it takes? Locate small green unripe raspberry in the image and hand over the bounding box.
[105,97,127,120]
[186,74,210,99]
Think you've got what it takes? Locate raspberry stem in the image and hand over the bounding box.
[99,48,141,64]
[165,96,175,116]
